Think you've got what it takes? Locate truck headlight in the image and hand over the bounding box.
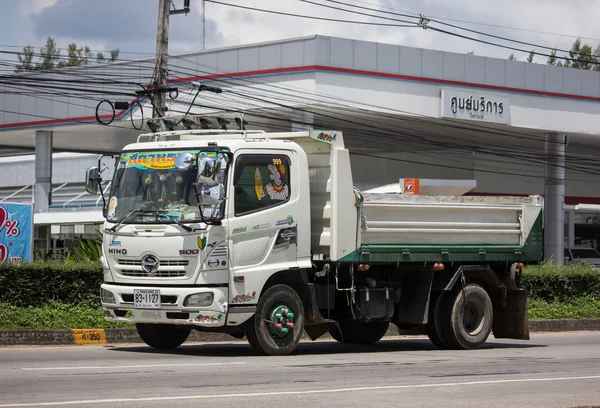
[184,292,214,307]
[101,288,116,304]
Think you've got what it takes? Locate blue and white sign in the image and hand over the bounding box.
[0,203,33,263]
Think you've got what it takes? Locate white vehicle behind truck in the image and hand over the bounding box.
[86,123,542,355]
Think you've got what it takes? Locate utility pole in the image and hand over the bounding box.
[201,0,206,50]
[154,0,170,119]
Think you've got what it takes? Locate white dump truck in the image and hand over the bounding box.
[86,124,542,355]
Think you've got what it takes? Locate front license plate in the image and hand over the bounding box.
[133,289,160,309]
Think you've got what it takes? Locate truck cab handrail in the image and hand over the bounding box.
[137,129,266,143]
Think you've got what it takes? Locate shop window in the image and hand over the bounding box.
[233,154,291,216]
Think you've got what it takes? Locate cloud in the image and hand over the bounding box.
[11,0,600,65]
[29,0,224,55]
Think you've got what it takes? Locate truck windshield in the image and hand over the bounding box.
[106,149,227,224]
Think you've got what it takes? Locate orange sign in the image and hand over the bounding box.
[403,178,420,195]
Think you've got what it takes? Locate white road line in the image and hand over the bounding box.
[21,362,246,371]
[1,374,599,407]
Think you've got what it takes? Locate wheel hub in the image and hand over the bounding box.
[268,304,295,339]
[463,300,485,336]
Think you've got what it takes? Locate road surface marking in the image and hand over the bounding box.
[1,374,599,406]
[21,362,246,371]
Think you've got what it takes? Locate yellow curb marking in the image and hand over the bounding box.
[72,329,107,345]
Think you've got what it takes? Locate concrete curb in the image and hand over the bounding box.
[1,319,599,347]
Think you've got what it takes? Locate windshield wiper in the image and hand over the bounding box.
[106,209,192,232]
[106,209,141,232]
[155,210,193,232]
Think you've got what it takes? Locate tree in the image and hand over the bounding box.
[567,38,596,69]
[548,49,558,66]
[15,45,34,72]
[110,49,120,61]
[37,36,60,71]
[593,44,600,71]
[14,36,120,73]
[96,50,119,64]
[56,43,93,68]
[527,51,535,63]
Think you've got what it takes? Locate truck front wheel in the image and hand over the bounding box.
[330,321,389,344]
[245,284,305,355]
[136,323,191,349]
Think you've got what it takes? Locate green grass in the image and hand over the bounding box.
[0,301,132,329]
[1,297,599,330]
[528,297,600,320]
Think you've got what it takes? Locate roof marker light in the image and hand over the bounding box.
[163,119,177,131]
[146,119,161,132]
[217,117,229,130]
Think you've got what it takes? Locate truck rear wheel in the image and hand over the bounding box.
[426,292,449,349]
[136,323,191,349]
[441,284,493,350]
[330,321,389,345]
[245,284,304,355]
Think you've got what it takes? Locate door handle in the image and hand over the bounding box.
[273,227,297,251]
[280,230,296,241]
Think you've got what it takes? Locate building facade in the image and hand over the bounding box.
[2,35,600,263]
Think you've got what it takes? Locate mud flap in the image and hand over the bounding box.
[304,314,339,341]
[492,288,530,340]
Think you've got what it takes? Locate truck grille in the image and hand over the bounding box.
[118,259,189,267]
[120,269,187,277]
[115,259,190,278]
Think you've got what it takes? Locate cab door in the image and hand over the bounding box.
[227,151,299,302]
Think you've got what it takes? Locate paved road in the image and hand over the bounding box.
[0,333,599,408]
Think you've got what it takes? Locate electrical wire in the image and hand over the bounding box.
[3,45,600,182]
[340,0,600,43]
[165,58,600,157]
[204,0,419,27]
[301,0,600,66]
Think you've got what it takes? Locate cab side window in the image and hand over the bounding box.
[234,155,291,216]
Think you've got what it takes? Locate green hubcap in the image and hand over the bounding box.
[268,304,295,338]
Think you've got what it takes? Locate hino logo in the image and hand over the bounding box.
[141,255,159,275]
[108,248,127,255]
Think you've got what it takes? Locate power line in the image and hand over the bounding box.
[302,0,600,66]
[340,0,600,43]
[4,45,600,180]
[204,0,419,27]
[310,0,574,54]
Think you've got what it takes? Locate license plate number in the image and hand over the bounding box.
[133,289,160,309]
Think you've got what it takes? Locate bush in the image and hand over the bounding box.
[521,263,600,303]
[528,297,600,320]
[0,260,598,311]
[0,261,103,308]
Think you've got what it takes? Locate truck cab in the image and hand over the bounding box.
[90,129,320,352]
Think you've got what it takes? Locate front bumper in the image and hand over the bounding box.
[101,284,229,327]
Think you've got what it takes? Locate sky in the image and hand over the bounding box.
[1,0,600,66]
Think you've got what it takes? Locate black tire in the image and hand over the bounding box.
[136,323,191,349]
[329,321,389,345]
[426,292,449,349]
[245,284,304,356]
[441,284,493,350]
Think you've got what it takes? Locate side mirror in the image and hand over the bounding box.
[197,156,222,186]
[175,152,194,170]
[85,166,100,194]
[199,184,225,205]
